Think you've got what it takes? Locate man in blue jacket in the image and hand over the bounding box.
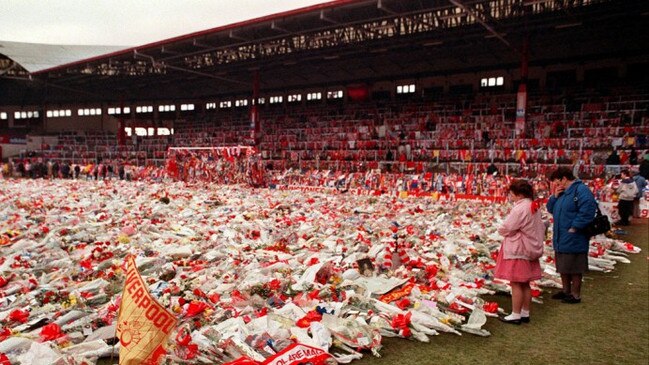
[546,167,597,304]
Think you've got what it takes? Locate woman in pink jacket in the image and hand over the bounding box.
[495,180,546,324]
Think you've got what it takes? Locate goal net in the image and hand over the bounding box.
[165,146,265,186]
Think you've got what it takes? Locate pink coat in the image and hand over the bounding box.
[498,198,545,260]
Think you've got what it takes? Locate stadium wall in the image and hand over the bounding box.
[46,116,104,133]
[0,144,23,159]
[0,56,645,135]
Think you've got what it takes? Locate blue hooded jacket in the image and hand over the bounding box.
[546,180,597,253]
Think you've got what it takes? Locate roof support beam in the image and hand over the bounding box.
[133,50,248,85]
[229,30,249,42]
[161,46,180,55]
[36,78,102,98]
[192,39,216,49]
[0,61,20,76]
[319,10,339,24]
[377,0,398,15]
[448,0,519,54]
[271,21,293,35]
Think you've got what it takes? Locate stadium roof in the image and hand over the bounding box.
[0,40,127,74]
[1,0,648,105]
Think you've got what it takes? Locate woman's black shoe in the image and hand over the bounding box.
[499,317,522,325]
[520,316,530,323]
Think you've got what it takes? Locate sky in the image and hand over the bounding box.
[0,0,331,46]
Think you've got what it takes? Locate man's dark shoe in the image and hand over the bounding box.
[561,295,581,304]
[551,291,569,300]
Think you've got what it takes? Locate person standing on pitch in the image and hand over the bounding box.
[495,180,545,324]
[616,169,638,226]
[546,167,597,304]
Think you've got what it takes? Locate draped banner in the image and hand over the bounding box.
[347,84,369,102]
[515,83,527,136]
[224,344,335,365]
[262,343,335,365]
[117,256,177,365]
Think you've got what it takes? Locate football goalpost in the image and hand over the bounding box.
[165,146,265,186]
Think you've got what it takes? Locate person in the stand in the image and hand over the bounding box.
[39,161,47,179]
[52,161,60,179]
[25,160,32,178]
[61,162,70,179]
[628,148,638,166]
[1,161,9,178]
[46,161,53,178]
[616,169,638,226]
[118,163,125,180]
[100,163,108,180]
[605,149,621,166]
[384,150,394,172]
[16,161,25,177]
[639,151,649,179]
[74,164,81,179]
[482,130,491,146]
[495,180,545,324]
[106,163,113,179]
[632,169,647,218]
[486,162,499,176]
[546,167,597,304]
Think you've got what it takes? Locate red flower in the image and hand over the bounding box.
[256,307,268,317]
[296,310,322,328]
[209,293,221,304]
[40,323,64,341]
[0,328,11,341]
[185,301,208,317]
[9,309,29,323]
[176,331,192,346]
[490,250,499,261]
[391,312,412,338]
[80,258,93,270]
[425,265,438,278]
[448,302,469,314]
[406,225,415,235]
[395,298,411,310]
[483,302,499,313]
[0,275,12,288]
[193,288,206,298]
[231,290,244,301]
[268,279,281,291]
